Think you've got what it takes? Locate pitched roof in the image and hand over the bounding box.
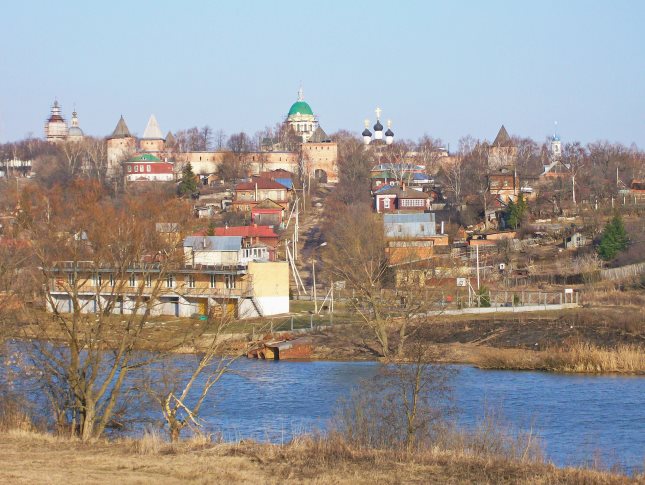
[253,198,284,210]
[110,116,132,138]
[377,187,430,199]
[236,177,289,191]
[183,236,242,251]
[129,154,162,162]
[143,114,164,139]
[308,126,329,143]
[492,125,513,147]
[165,131,176,146]
[212,225,278,238]
[384,213,435,225]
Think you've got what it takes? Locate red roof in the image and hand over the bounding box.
[212,225,278,238]
[235,177,288,191]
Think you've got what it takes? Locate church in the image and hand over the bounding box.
[105,88,339,183]
[44,100,84,143]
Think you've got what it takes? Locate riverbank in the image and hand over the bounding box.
[0,429,638,484]
[309,306,644,373]
[8,305,643,373]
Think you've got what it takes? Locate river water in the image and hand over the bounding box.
[3,348,644,473]
[193,359,644,473]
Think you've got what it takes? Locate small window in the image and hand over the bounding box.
[95,273,102,286]
[145,274,152,288]
[166,274,174,288]
[109,274,115,287]
[140,165,144,172]
[383,198,391,209]
[210,274,216,288]
[134,165,139,172]
[128,274,136,287]
[146,165,151,173]
[127,166,131,172]
[188,275,196,288]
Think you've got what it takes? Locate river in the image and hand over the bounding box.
[194,359,644,473]
[3,348,644,473]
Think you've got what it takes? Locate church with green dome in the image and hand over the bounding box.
[286,88,319,142]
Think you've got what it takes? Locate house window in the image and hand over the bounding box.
[420,225,425,232]
[166,274,174,288]
[225,274,236,289]
[146,165,151,173]
[67,273,75,285]
[95,273,102,286]
[384,198,391,209]
[128,274,136,287]
[145,274,152,288]
[188,275,196,288]
[134,165,139,172]
[109,274,115,287]
[210,274,216,288]
[127,166,131,172]
[140,165,144,172]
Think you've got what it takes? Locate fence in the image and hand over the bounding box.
[600,262,645,281]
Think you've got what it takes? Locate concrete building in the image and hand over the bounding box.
[46,236,289,320]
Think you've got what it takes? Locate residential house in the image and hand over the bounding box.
[258,169,295,190]
[212,224,279,250]
[374,186,431,213]
[383,213,449,266]
[488,168,520,203]
[232,177,290,212]
[251,199,286,227]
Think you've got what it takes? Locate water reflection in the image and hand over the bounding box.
[3,344,643,473]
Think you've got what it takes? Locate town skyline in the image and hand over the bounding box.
[1,1,644,147]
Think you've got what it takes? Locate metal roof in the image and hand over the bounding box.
[183,236,242,251]
[384,213,435,224]
[142,114,164,139]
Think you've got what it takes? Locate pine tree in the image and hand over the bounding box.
[506,194,527,230]
[597,213,629,260]
[178,162,198,197]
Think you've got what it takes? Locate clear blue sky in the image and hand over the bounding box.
[1,0,643,149]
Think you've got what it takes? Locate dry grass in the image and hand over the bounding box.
[476,342,645,374]
[0,430,639,484]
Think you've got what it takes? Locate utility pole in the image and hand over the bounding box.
[476,244,480,290]
[312,260,317,313]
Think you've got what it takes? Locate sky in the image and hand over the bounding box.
[0,0,644,149]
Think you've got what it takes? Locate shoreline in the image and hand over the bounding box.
[6,305,643,375]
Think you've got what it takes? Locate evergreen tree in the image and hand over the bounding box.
[597,213,629,260]
[178,162,198,197]
[506,194,527,230]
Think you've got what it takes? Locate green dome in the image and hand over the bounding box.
[288,101,313,116]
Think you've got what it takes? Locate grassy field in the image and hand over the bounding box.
[0,429,638,484]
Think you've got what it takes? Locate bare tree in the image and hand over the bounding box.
[334,343,455,451]
[18,183,192,440]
